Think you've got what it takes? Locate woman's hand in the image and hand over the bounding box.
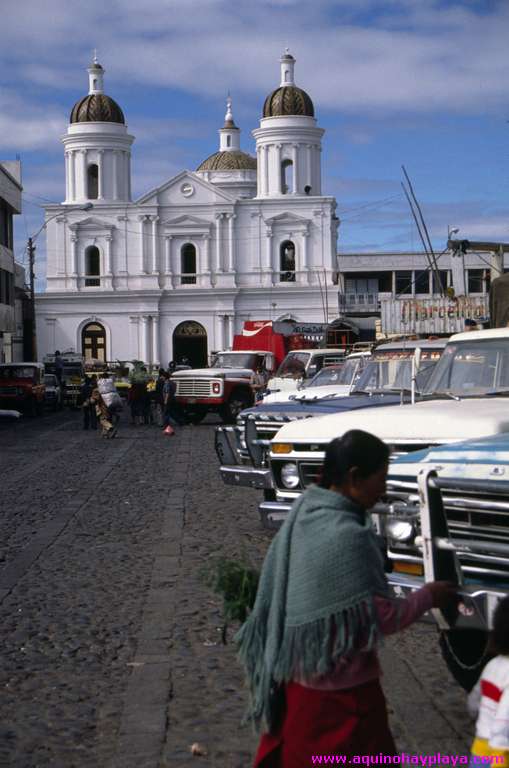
[426,581,459,609]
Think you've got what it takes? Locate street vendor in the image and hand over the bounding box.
[236,429,457,765]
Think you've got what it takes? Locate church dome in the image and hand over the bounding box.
[197,150,257,171]
[263,85,314,118]
[70,93,125,124]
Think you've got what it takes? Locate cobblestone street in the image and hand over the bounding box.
[0,411,474,767]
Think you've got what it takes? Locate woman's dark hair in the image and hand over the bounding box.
[319,430,389,489]
[490,596,509,655]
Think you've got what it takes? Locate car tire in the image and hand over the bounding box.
[185,410,206,425]
[220,391,252,424]
[439,628,490,691]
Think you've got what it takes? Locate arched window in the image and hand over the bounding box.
[85,245,100,287]
[82,321,106,362]
[226,135,231,147]
[281,159,293,195]
[87,164,98,199]
[280,240,296,283]
[284,69,290,82]
[181,243,197,285]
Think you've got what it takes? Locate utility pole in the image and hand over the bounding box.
[27,236,37,360]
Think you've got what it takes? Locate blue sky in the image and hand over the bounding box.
[1,0,509,286]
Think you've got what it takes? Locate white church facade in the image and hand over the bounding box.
[35,52,339,367]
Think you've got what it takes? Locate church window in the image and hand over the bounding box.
[284,70,290,82]
[85,245,100,287]
[280,240,296,283]
[181,243,197,285]
[226,135,231,147]
[87,164,99,199]
[281,159,293,195]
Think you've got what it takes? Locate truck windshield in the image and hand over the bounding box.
[275,352,310,378]
[305,365,345,387]
[423,339,509,396]
[355,357,437,393]
[0,366,37,380]
[210,353,258,369]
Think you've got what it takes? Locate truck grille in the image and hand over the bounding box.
[385,477,509,578]
[0,386,18,395]
[176,380,212,397]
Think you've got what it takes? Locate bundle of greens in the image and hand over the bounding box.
[204,557,259,644]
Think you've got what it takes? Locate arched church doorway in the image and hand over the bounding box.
[172,321,207,368]
[82,321,107,362]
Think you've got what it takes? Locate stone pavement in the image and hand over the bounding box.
[0,411,473,767]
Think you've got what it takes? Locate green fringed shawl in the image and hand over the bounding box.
[235,484,390,733]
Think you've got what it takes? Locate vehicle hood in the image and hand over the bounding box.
[274,398,509,444]
[262,384,352,404]
[173,367,253,378]
[392,432,509,466]
[241,393,402,419]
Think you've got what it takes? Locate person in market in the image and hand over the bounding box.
[80,374,97,430]
[251,361,268,402]
[235,429,458,766]
[90,379,117,439]
[161,371,181,435]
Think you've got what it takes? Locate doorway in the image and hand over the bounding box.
[172,321,207,368]
[82,321,107,362]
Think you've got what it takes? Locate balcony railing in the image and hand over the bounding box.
[338,292,380,312]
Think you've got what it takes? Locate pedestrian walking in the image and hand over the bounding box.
[90,384,117,439]
[161,371,182,435]
[235,430,457,766]
[128,367,148,426]
[154,368,166,426]
[468,596,509,765]
[80,375,97,430]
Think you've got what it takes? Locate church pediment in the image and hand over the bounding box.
[162,214,212,229]
[137,170,235,207]
[265,212,310,226]
[69,217,115,233]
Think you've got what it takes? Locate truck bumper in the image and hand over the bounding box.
[258,499,293,529]
[387,573,508,631]
[220,465,273,490]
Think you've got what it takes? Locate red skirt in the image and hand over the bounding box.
[254,679,396,768]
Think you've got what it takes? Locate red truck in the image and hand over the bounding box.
[172,320,330,424]
[0,363,46,416]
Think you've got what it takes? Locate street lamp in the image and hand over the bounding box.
[27,203,93,359]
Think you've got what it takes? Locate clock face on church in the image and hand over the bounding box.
[180,183,194,198]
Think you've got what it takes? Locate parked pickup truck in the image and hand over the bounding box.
[215,339,446,516]
[264,348,348,399]
[172,350,276,424]
[261,328,509,528]
[374,434,509,690]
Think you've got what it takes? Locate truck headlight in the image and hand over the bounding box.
[281,463,300,489]
[386,519,415,543]
[212,382,221,394]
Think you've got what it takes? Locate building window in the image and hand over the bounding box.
[280,240,296,282]
[84,246,100,287]
[414,270,430,294]
[87,164,99,199]
[432,270,451,294]
[0,200,13,249]
[281,159,293,194]
[0,269,14,306]
[226,135,231,147]
[468,269,490,294]
[181,243,197,285]
[395,271,412,295]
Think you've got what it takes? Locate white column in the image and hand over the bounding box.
[222,315,229,349]
[113,151,119,201]
[152,315,160,365]
[64,152,70,202]
[129,317,139,359]
[292,144,299,194]
[70,151,76,202]
[316,145,322,195]
[140,316,149,363]
[127,152,132,201]
[165,235,172,276]
[302,231,309,271]
[80,150,88,200]
[256,147,262,196]
[227,315,233,348]
[98,150,104,200]
[71,236,78,276]
[151,216,159,274]
[263,146,269,197]
[105,235,112,275]
[227,214,234,272]
[139,216,146,273]
[202,234,211,275]
[265,226,273,278]
[215,213,223,272]
[275,144,282,194]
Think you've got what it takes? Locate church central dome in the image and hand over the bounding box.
[197,150,256,171]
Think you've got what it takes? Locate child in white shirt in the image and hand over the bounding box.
[468,596,509,766]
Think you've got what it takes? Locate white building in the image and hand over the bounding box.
[36,52,339,367]
[0,160,26,363]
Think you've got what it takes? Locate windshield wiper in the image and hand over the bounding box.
[484,389,509,397]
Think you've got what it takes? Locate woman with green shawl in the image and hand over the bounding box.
[236,429,457,765]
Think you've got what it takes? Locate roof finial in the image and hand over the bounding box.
[93,48,98,65]
[223,92,236,128]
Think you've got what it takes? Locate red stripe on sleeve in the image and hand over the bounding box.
[481,679,503,702]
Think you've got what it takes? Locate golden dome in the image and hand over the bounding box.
[197,150,257,171]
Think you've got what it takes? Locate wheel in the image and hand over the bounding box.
[439,629,490,691]
[220,392,252,424]
[185,410,206,425]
